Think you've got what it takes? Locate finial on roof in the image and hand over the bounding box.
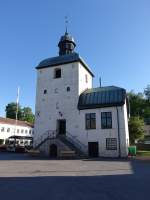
[58,17,76,56]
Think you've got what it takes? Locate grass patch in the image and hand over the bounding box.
[137,150,150,156]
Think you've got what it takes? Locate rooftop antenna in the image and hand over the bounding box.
[65,16,69,34]
[99,77,102,87]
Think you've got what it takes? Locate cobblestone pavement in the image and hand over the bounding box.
[0,152,149,200]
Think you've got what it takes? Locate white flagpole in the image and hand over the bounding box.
[14,87,20,138]
[13,87,20,149]
[16,87,20,122]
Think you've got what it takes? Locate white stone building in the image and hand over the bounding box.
[34,31,129,158]
[0,117,33,146]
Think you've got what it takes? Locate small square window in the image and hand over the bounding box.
[1,127,4,132]
[7,128,10,132]
[54,68,61,78]
[67,87,70,92]
[85,74,88,83]
[17,129,19,133]
[44,89,47,94]
[21,129,24,133]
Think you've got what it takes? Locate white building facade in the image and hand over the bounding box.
[0,117,33,145]
[34,31,129,158]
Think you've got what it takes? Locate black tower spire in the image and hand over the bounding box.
[58,32,76,56]
[58,18,76,56]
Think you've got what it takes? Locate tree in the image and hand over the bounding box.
[128,117,144,144]
[5,102,22,120]
[5,103,34,124]
[128,91,150,119]
[144,85,150,101]
[21,107,34,124]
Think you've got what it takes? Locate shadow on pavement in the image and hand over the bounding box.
[0,153,150,200]
[0,152,49,160]
[0,164,150,200]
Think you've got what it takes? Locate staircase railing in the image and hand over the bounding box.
[34,129,87,153]
[34,130,56,149]
[65,131,87,152]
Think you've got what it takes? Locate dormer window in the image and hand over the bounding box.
[54,68,61,78]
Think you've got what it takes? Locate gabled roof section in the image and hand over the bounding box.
[0,117,33,128]
[78,86,126,110]
[36,52,94,77]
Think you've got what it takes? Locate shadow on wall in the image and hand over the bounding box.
[0,160,149,200]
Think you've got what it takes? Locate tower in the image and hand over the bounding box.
[34,31,94,145]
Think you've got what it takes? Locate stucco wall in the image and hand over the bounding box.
[34,62,92,143]
[34,61,129,157]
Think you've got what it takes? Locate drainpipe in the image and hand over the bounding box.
[116,107,121,158]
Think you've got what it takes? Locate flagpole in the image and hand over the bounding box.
[14,87,20,146]
[16,87,20,122]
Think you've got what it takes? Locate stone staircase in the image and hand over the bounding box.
[31,130,87,158]
[57,135,84,156]
[59,150,76,158]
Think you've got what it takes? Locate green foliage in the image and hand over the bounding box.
[21,107,35,124]
[128,90,150,119]
[129,117,144,144]
[5,102,34,124]
[144,85,150,101]
[5,102,22,120]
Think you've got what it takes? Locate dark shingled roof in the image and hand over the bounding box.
[78,86,126,110]
[36,52,94,77]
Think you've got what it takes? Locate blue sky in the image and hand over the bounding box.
[0,0,150,116]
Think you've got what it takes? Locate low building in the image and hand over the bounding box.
[0,117,33,146]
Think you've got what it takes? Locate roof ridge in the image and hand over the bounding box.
[82,86,125,94]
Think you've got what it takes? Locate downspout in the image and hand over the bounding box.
[116,107,121,157]
[126,95,130,120]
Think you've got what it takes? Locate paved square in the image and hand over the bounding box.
[0,153,149,200]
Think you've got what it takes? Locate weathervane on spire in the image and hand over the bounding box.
[65,16,69,34]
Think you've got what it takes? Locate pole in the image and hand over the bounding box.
[99,77,102,87]
[16,87,20,122]
[14,87,20,148]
